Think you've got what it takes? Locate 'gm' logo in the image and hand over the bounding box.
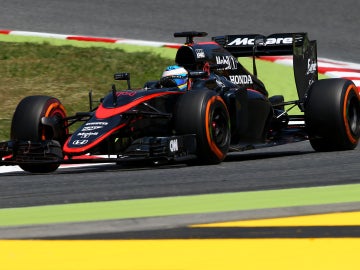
[169,139,179,152]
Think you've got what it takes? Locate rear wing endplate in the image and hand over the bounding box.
[212,33,318,104]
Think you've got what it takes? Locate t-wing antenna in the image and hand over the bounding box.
[174,31,208,44]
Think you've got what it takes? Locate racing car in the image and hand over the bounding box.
[1,31,359,173]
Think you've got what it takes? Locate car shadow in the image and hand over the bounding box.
[224,149,315,162]
[0,149,315,176]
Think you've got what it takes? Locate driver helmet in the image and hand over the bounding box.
[161,65,188,90]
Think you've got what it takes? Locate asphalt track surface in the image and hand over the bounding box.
[1,141,360,208]
[1,0,359,62]
[1,0,360,239]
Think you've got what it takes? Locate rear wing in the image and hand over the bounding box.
[212,33,318,104]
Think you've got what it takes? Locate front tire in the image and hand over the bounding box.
[11,95,68,173]
[175,90,231,164]
[305,79,360,151]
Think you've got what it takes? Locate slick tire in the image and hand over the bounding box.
[175,90,230,164]
[11,95,68,173]
[305,78,360,151]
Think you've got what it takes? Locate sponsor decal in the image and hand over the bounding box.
[81,121,108,131]
[81,126,103,131]
[265,37,292,45]
[169,139,179,152]
[306,59,317,75]
[72,139,89,145]
[228,37,255,46]
[228,37,292,46]
[77,132,99,138]
[85,122,108,126]
[116,91,136,97]
[229,75,253,84]
[195,48,205,59]
[215,56,238,70]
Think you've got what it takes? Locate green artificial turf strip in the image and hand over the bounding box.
[0,183,359,227]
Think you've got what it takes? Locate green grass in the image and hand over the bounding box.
[0,38,175,140]
[0,34,326,141]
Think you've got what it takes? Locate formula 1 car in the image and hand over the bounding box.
[1,31,359,173]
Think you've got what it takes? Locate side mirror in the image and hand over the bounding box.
[114,72,130,81]
[114,72,131,89]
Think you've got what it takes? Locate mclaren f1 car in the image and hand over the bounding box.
[1,31,359,173]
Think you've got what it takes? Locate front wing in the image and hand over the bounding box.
[0,135,198,166]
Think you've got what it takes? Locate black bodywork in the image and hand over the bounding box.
[0,31,348,172]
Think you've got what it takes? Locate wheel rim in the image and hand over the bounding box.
[210,107,230,148]
[41,103,68,141]
[346,96,360,137]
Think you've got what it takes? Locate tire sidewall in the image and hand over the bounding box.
[305,79,360,150]
[11,95,67,173]
[11,95,67,142]
[175,90,230,163]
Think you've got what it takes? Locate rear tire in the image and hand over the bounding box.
[305,79,360,151]
[175,90,230,164]
[11,95,68,173]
